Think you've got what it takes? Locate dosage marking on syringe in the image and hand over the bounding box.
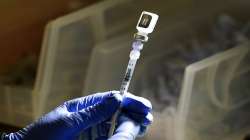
[124,69,132,81]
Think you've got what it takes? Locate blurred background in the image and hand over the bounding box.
[0,0,99,132]
[0,0,249,140]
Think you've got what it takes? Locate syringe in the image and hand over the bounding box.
[108,11,159,138]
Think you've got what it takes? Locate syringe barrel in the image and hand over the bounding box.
[120,58,138,95]
[108,41,144,137]
[120,41,144,94]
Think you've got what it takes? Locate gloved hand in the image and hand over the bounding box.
[4,91,153,140]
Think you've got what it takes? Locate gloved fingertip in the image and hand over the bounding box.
[93,91,122,117]
[142,113,153,126]
[123,92,152,110]
[122,93,152,117]
[147,113,153,123]
[113,91,122,102]
[110,90,120,95]
[138,125,147,137]
[103,91,122,106]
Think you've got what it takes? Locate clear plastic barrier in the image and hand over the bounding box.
[177,44,250,140]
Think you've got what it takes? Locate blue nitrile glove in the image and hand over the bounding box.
[3,91,152,140]
[84,92,153,140]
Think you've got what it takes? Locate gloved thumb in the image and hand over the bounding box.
[108,116,140,140]
[69,92,122,130]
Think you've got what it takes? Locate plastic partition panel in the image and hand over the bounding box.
[84,35,131,94]
[34,0,131,117]
[34,0,250,121]
[37,18,95,116]
[0,86,33,127]
[177,44,250,140]
[83,19,197,96]
[83,27,195,140]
